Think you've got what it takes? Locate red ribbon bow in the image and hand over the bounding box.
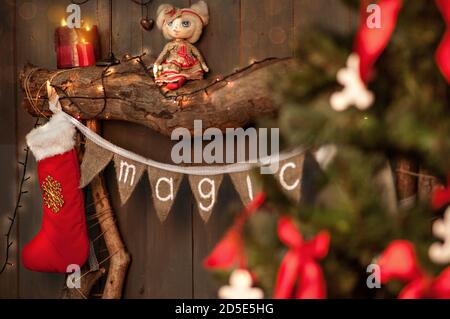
[273,217,330,299]
[378,240,450,298]
[432,175,450,210]
[436,0,450,83]
[203,193,266,270]
[355,0,450,84]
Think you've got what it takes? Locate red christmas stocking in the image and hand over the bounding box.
[22,112,89,273]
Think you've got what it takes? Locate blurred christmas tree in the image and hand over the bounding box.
[207,0,450,298]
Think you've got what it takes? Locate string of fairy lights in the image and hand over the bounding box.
[5,54,285,278]
[43,55,284,117]
[0,119,40,275]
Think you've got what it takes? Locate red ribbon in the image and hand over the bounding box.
[436,0,450,83]
[355,0,403,82]
[355,0,450,84]
[203,193,266,270]
[273,217,330,299]
[177,45,197,68]
[378,240,450,298]
[432,175,450,210]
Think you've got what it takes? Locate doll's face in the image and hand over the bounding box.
[166,16,197,40]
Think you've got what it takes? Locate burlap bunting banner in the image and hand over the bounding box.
[147,167,183,222]
[79,138,305,223]
[274,154,305,203]
[229,171,262,206]
[80,140,114,188]
[189,175,224,223]
[113,154,146,205]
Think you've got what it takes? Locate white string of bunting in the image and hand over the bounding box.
[64,111,304,175]
[46,82,306,223]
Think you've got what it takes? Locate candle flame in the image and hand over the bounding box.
[61,18,67,27]
[81,38,87,44]
[85,25,91,31]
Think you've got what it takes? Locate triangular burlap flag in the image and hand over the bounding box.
[80,140,114,188]
[375,161,398,215]
[147,167,183,223]
[275,154,305,203]
[229,171,262,206]
[113,154,145,205]
[189,175,224,223]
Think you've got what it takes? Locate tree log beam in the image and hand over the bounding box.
[20,56,292,136]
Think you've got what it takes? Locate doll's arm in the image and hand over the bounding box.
[153,43,173,76]
[190,45,209,73]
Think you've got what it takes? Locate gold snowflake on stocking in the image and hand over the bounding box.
[42,176,64,213]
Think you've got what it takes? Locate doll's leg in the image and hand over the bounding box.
[166,76,186,90]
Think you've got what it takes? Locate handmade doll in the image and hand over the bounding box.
[153,1,209,91]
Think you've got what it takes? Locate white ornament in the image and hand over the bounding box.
[429,208,450,264]
[313,144,338,171]
[218,269,264,299]
[329,53,374,112]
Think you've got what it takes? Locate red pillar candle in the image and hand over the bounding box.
[76,41,95,67]
[55,19,79,69]
[76,25,101,60]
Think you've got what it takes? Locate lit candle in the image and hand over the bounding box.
[77,24,100,60]
[55,19,100,69]
[55,19,79,69]
[76,39,95,67]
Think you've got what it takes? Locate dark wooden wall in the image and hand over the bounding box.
[0,0,353,298]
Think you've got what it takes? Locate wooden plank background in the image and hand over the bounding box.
[0,0,354,298]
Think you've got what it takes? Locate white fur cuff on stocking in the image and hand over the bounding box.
[26,112,76,161]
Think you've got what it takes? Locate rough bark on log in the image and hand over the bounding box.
[88,120,131,299]
[20,56,292,136]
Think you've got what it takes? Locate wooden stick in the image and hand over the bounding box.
[64,130,105,299]
[396,156,418,208]
[418,167,440,203]
[87,120,131,299]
